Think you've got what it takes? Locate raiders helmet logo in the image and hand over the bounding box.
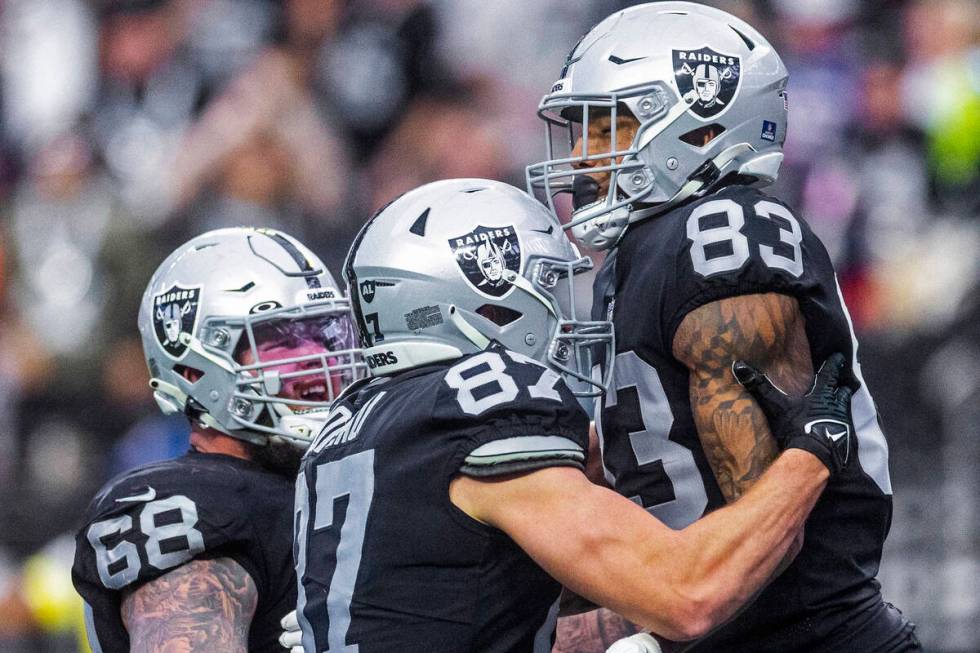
[672,47,742,119]
[152,284,201,358]
[448,225,522,298]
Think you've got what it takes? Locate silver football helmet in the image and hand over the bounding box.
[343,178,614,396]
[137,227,365,445]
[526,2,788,250]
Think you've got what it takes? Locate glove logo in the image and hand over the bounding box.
[152,284,201,359]
[448,225,522,298]
[805,419,852,466]
[672,47,742,120]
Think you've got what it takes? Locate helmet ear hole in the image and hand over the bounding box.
[679,123,726,147]
[476,304,523,326]
[175,364,205,383]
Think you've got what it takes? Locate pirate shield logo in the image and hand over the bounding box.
[448,225,522,298]
[152,284,201,358]
[672,47,741,119]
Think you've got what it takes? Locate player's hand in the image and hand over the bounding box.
[606,633,664,653]
[279,609,302,653]
[732,352,856,475]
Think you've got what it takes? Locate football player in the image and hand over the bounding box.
[72,227,363,652]
[526,3,919,652]
[290,178,857,653]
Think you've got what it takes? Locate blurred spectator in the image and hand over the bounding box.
[1,0,97,150]
[902,0,980,212]
[0,534,87,653]
[170,47,349,237]
[9,133,112,357]
[307,0,448,160]
[366,84,510,211]
[0,1,976,650]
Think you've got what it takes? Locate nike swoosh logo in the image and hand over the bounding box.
[530,225,555,235]
[608,55,647,65]
[826,428,848,442]
[116,487,157,503]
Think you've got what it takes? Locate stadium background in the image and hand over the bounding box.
[0,0,976,651]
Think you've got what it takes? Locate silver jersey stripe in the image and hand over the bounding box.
[834,276,892,495]
[464,436,584,467]
[83,602,105,653]
[293,471,317,653]
[533,598,561,653]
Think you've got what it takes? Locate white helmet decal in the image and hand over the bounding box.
[673,47,741,119]
[448,225,522,298]
[152,284,201,358]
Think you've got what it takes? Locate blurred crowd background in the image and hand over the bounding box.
[0,0,976,651]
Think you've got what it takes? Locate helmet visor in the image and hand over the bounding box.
[237,310,364,412]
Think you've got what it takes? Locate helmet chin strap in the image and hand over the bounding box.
[148,377,234,436]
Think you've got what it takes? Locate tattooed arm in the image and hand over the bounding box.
[554,609,642,653]
[673,293,813,502]
[570,294,811,652]
[121,558,257,653]
[549,295,813,653]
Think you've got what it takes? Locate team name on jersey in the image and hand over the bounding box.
[675,51,737,66]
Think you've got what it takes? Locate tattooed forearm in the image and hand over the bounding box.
[121,558,257,653]
[553,609,642,653]
[673,293,812,502]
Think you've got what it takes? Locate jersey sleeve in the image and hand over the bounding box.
[72,458,262,601]
[432,345,591,478]
[627,186,827,350]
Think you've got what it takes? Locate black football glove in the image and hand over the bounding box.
[732,352,857,476]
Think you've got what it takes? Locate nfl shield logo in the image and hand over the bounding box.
[672,46,742,120]
[448,225,522,298]
[152,284,201,359]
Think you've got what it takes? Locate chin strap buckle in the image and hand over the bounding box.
[690,158,722,187]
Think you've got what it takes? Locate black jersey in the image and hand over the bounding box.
[593,185,896,652]
[295,344,590,653]
[72,451,296,653]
